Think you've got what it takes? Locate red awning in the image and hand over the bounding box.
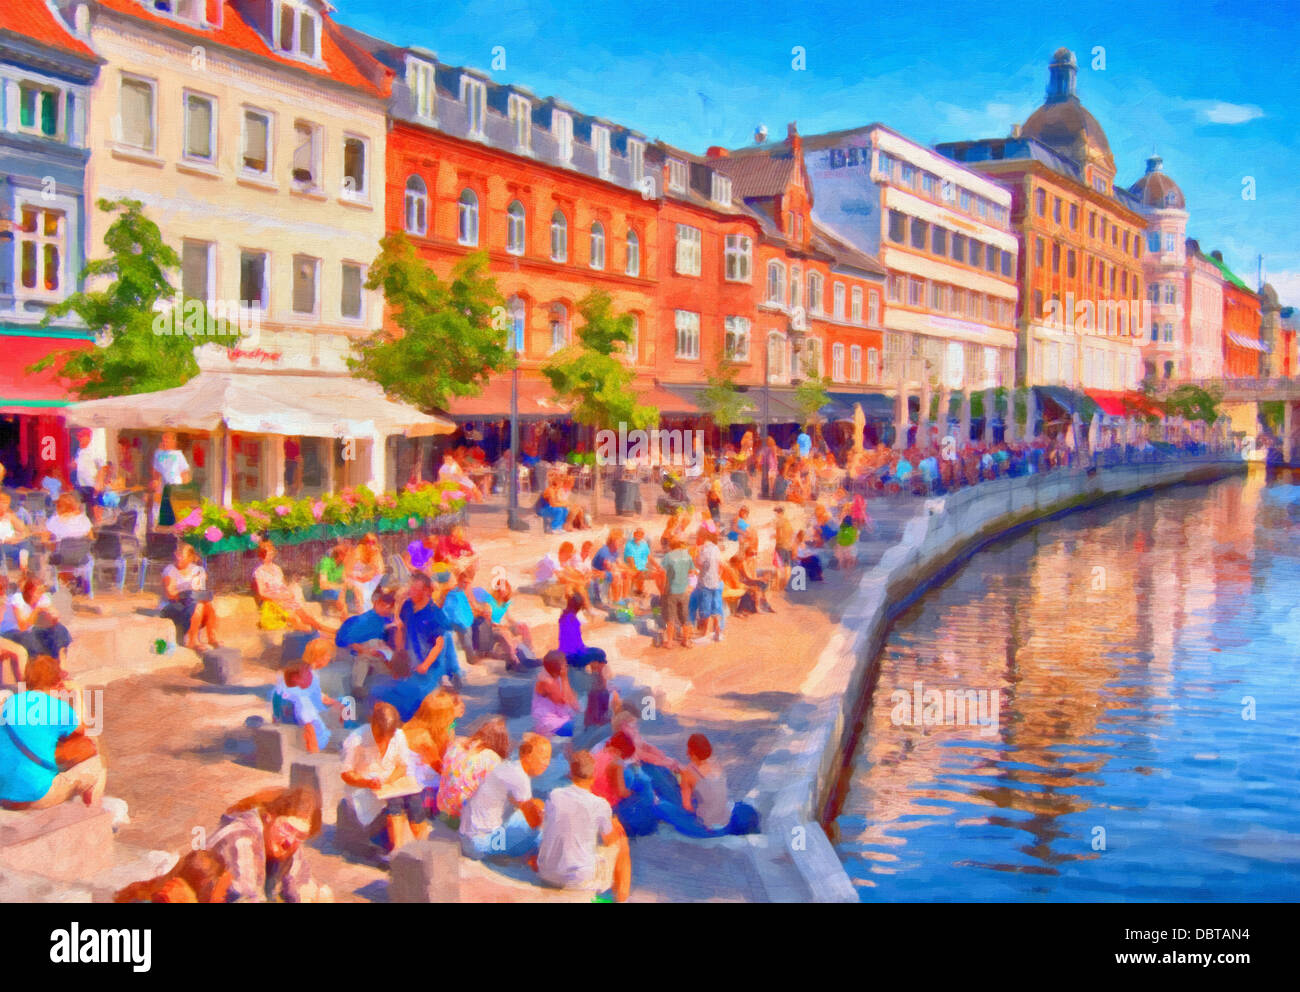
[1086,390,1161,418]
[0,332,93,415]
[441,375,572,421]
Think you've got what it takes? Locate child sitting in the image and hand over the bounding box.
[834,516,858,570]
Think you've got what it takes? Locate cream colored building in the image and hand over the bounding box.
[65,0,402,500]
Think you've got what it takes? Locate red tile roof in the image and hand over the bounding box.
[0,0,97,59]
[94,0,389,97]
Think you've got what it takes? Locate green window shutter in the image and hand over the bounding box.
[41,91,58,136]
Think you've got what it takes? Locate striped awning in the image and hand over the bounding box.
[1226,332,1270,353]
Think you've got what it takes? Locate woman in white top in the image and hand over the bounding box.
[160,543,218,650]
[151,432,191,528]
[44,492,93,544]
[0,491,32,573]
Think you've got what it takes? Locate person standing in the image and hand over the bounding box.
[695,530,725,643]
[659,535,694,649]
[151,432,190,529]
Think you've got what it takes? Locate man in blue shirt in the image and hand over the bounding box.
[336,586,398,694]
[370,573,452,720]
[590,529,628,604]
[622,528,652,595]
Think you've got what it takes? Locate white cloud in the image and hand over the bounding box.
[1264,271,1300,307]
[1185,100,1265,125]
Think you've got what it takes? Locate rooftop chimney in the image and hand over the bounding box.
[787,122,802,158]
[1211,250,1224,262]
[706,146,729,158]
[1010,123,1021,139]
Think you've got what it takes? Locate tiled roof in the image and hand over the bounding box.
[709,153,795,200]
[0,0,96,59]
[93,0,389,97]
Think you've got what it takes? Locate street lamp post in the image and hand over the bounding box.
[506,328,529,532]
[760,341,771,498]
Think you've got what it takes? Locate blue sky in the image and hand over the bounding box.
[339,0,1300,302]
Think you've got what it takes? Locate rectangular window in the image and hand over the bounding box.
[1053,197,1062,223]
[833,283,846,320]
[986,245,998,273]
[119,76,155,152]
[928,281,941,310]
[292,121,320,188]
[969,241,983,268]
[292,254,319,314]
[909,278,924,307]
[242,108,271,174]
[910,217,928,250]
[628,139,645,185]
[592,125,611,175]
[724,235,752,282]
[1067,249,1076,278]
[668,158,688,193]
[554,112,573,163]
[240,250,268,310]
[951,233,966,264]
[865,290,877,325]
[15,205,63,295]
[712,173,732,206]
[931,227,947,256]
[1068,204,1078,229]
[462,77,487,138]
[887,275,903,302]
[508,94,532,152]
[341,262,364,320]
[181,240,212,301]
[19,83,60,138]
[182,92,215,162]
[408,60,436,120]
[1001,251,1012,277]
[674,310,700,360]
[342,136,367,198]
[724,316,750,361]
[674,224,701,276]
[1034,237,1044,267]
[888,210,906,244]
[850,345,862,382]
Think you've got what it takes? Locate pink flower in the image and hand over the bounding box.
[178,508,202,529]
[204,525,222,542]
[275,504,290,517]
[230,510,247,534]
[408,516,420,529]
[312,501,325,522]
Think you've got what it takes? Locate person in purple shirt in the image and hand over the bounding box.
[558,593,606,668]
[405,533,438,576]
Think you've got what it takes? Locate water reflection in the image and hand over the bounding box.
[834,472,1300,901]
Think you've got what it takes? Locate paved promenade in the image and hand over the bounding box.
[83,481,921,902]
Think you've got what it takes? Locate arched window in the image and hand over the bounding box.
[457,188,478,246]
[506,295,526,353]
[549,302,568,353]
[766,262,785,304]
[767,332,786,381]
[832,342,845,381]
[404,176,427,236]
[589,221,605,270]
[626,229,640,277]
[550,210,567,263]
[505,201,526,256]
[624,314,640,364]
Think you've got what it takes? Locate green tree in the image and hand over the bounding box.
[1162,383,1222,425]
[349,234,510,411]
[28,198,239,397]
[698,357,756,433]
[542,289,658,522]
[793,357,832,438]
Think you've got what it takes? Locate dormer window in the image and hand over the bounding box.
[276,2,320,61]
[711,174,732,207]
[407,59,436,121]
[461,76,487,139]
[592,126,611,176]
[508,94,532,153]
[667,158,687,193]
[152,0,205,24]
[553,111,573,163]
[628,139,645,185]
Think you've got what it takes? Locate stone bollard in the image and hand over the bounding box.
[334,798,378,862]
[290,755,343,826]
[497,677,533,718]
[252,724,301,773]
[200,647,242,685]
[388,821,461,902]
[279,630,317,666]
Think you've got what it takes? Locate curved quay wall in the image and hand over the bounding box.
[750,456,1249,903]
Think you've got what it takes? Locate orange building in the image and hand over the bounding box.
[938,49,1148,395]
[1210,251,1264,378]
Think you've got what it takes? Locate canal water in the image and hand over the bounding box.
[832,471,1300,901]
